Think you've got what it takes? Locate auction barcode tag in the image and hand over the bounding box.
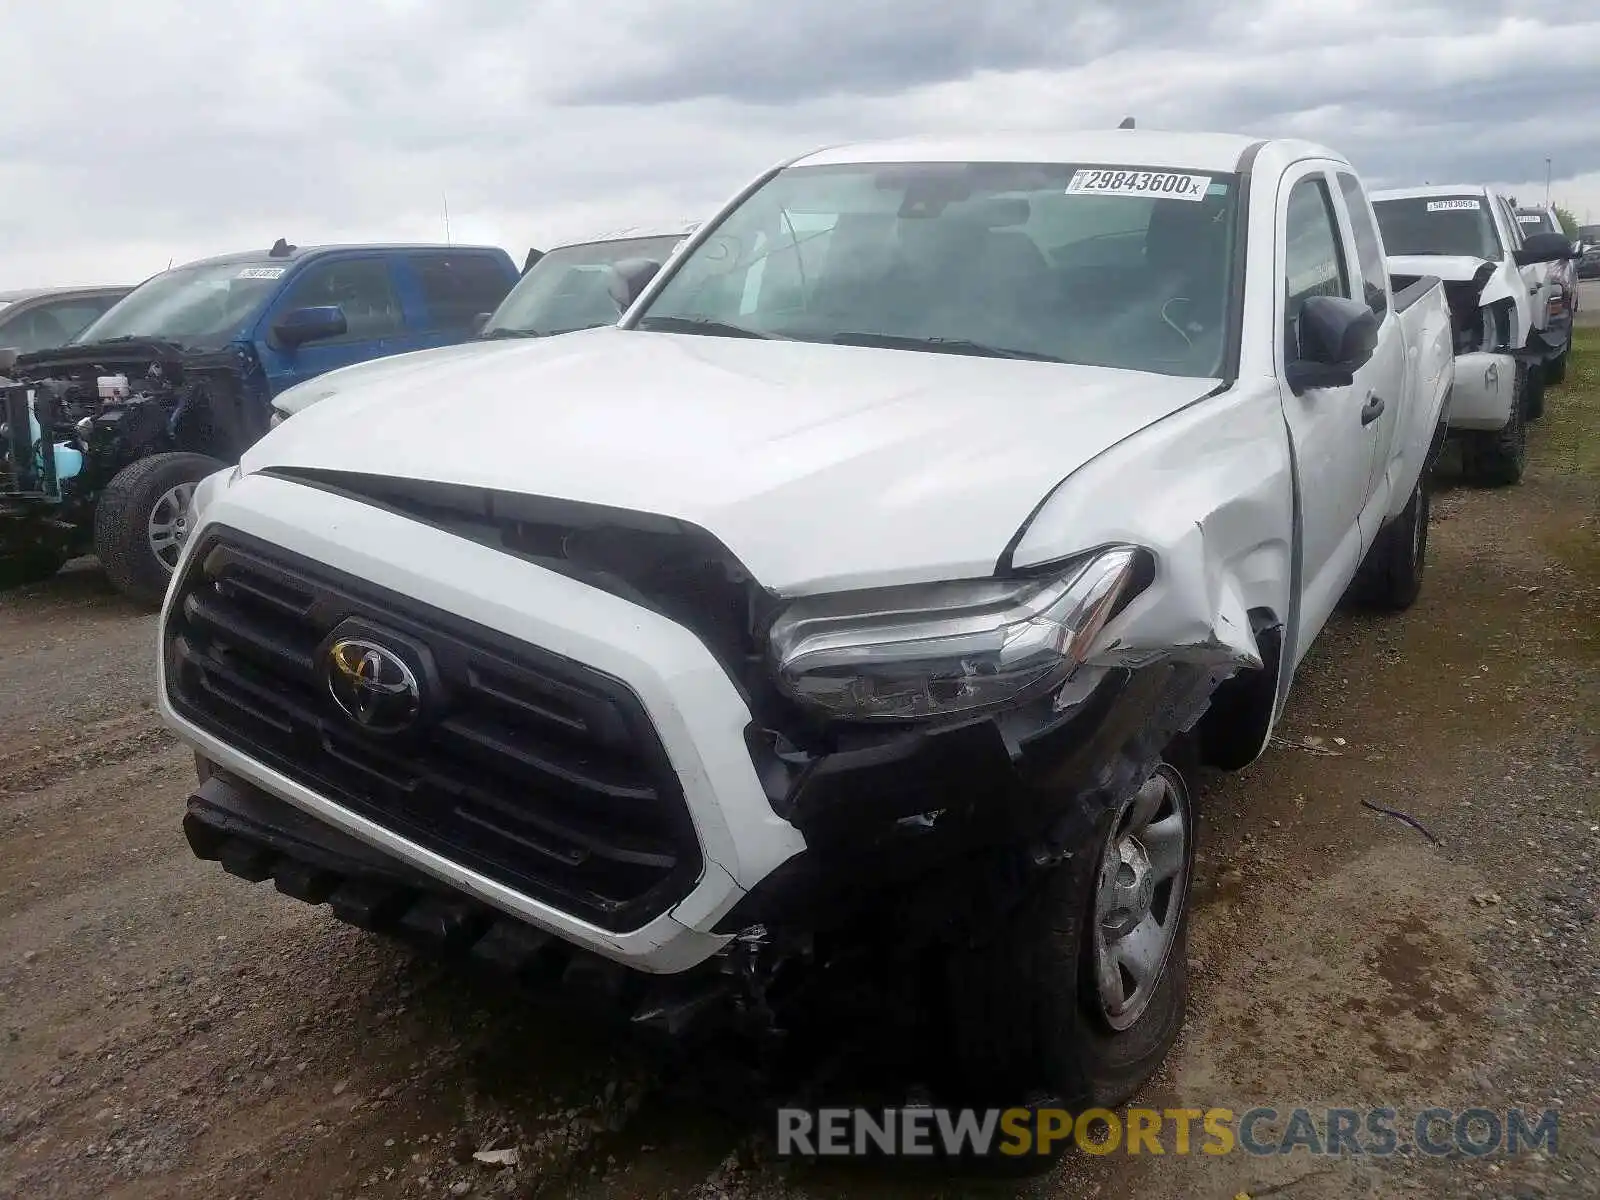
[1066,169,1212,201]
[1425,199,1480,212]
[236,266,287,279]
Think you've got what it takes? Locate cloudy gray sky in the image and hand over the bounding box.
[2,0,1595,289]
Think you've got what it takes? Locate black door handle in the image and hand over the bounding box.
[1360,394,1386,425]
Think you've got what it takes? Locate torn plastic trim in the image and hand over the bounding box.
[720,652,1226,941]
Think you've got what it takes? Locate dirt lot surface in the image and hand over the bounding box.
[3,334,1597,1200]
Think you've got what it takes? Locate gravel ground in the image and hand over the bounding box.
[1,333,1596,1199]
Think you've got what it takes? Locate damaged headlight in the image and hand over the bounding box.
[768,547,1143,722]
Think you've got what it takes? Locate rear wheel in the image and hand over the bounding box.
[1348,471,1429,611]
[94,451,225,608]
[943,746,1197,1167]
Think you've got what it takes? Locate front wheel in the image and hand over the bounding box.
[1461,366,1528,487]
[942,749,1196,1161]
[94,451,226,608]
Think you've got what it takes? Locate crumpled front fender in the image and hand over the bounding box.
[1005,379,1294,677]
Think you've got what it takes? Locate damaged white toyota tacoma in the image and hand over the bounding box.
[158,132,1453,1121]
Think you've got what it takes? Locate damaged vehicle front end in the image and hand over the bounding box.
[0,337,266,590]
[159,133,1449,1149]
[1375,186,1580,486]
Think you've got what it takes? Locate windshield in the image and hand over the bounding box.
[633,161,1241,377]
[72,260,288,350]
[482,235,685,337]
[1516,209,1558,236]
[1372,196,1502,261]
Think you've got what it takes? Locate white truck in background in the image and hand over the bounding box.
[1373,185,1581,486]
[1515,202,1579,381]
[159,130,1452,1155]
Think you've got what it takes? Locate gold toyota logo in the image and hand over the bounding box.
[325,638,420,733]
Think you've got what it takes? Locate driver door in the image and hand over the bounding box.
[254,255,406,397]
[1274,165,1381,659]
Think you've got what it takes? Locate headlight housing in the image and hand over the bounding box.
[768,547,1143,723]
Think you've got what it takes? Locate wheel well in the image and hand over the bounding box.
[1196,609,1283,771]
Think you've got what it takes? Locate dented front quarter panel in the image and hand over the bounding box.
[1007,375,1292,678]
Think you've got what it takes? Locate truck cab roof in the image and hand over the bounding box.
[790,130,1345,173]
[176,242,507,271]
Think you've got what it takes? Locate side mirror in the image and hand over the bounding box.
[1286,295,1380,393]
[272,305,348,347]
[606,258,663,315]
[1513,231,1579,266]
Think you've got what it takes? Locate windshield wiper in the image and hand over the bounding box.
[634,316,780,340]
[479,327,544,340]
[828,332,1065,362]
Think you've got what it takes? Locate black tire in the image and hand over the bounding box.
[1545,351,1567,387]
[941,744,1198,1170]
[93,451,225,608]
[1524,366,1546,420]
[1347,472,1429,611]
[1461,366,1528,487]
[0,545,69,590]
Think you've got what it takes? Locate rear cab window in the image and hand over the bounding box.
[409,253,515,331]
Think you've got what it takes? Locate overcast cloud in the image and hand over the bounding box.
[0,0,1594,289]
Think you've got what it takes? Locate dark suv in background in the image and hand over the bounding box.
[1579,224,1600,280]
[0,285,131,354]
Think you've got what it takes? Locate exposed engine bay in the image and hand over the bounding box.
[1,339,269,569]
[1391,265,1512,356]
[2,341,264,505]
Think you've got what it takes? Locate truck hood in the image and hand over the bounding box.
[271,338,523,415]
[244,327,1219,593]
[1386,254,1496,285]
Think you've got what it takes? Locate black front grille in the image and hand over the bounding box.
[163,526,704,932]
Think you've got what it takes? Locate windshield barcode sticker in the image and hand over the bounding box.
[1425,199,1480,212]
[236,266,287,279]
[1066,169,1212,201]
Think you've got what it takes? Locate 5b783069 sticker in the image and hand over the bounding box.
[1066,169,1212,201]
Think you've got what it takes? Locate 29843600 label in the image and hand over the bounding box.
[1065,169,1213,201]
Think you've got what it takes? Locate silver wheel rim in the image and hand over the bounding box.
[1092,765,1190,1031]
[147,482,196,572]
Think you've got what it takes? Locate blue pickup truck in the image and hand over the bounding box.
[0,240,517,602]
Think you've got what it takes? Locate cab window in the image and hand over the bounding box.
[277,258,404,339]
[1283,177,1351,358]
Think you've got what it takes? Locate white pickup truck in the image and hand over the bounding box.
[1372,184,1580,485]
[159,131,1452,1129]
